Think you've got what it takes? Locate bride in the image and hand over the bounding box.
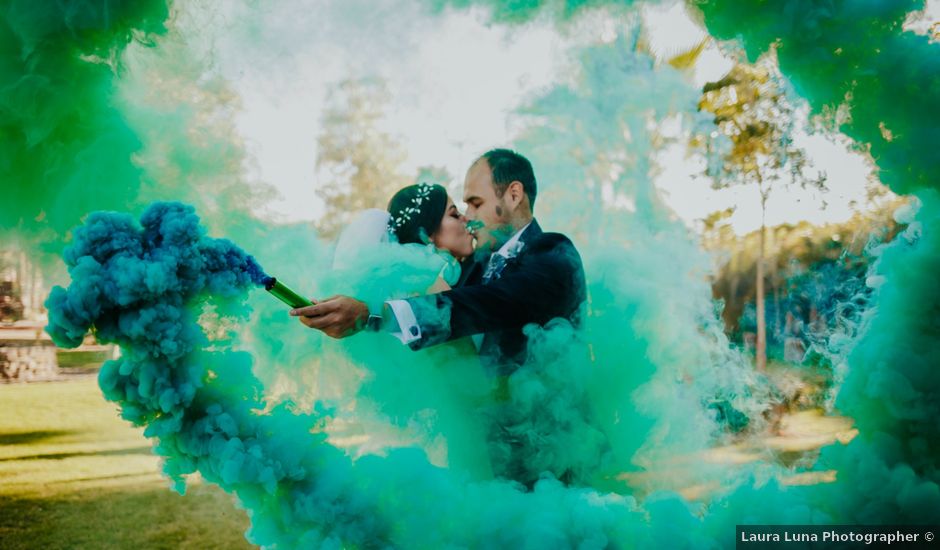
[329,184,492,477]
[333,182,476,293]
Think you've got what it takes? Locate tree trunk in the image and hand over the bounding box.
[773,278,781,340]
[729,271,739,333]
[755,202,767,372]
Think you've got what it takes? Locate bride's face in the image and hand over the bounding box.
[432,198,474,260]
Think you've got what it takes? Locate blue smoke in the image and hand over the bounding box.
[46,201,683,548]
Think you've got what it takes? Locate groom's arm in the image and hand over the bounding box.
[402,235,586,349]
[291,235,585,344]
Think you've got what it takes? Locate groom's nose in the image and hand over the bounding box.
[463,202,476,219]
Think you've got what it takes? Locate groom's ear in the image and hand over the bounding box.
[506,180,526,208]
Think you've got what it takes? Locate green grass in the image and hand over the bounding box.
[0,377,253,549]
[56,350,113,369]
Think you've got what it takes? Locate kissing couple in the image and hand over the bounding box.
[291,148,586,375]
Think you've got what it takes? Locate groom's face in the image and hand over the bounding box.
[463,159,511,249]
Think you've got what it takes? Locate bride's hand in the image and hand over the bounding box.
[290,295,370,338]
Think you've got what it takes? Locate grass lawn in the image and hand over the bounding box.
[0,364,852,548]
[0,377,253,549]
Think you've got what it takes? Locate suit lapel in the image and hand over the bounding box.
[457,251,487,288]
[460,219,542,288]
[516,219,542,248]
[497,219,541,277]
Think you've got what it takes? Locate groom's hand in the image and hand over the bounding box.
[290,295,370,338]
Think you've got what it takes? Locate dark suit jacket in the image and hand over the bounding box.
[405,220,586,374]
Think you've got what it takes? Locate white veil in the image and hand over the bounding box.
[332,208,460,286]
[332,209,393,270]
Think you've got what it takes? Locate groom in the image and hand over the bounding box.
[292,148,586,373]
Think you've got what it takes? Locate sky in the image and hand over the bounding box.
[181,0,936,235]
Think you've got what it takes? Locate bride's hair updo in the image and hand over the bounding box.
[387,183,448,245]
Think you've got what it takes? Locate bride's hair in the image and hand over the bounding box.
[387,183,448,245]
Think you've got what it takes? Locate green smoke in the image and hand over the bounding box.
[429,0,644,24]
[25,0,940,546]
[696,0,939,196]
[695,0,940,524]
[432,0,940,529]
[0,0,170,258]
[513,30,773,496]
[39,8,753,545]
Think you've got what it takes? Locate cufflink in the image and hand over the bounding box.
[366,313,383,332]
[410,326,419,336]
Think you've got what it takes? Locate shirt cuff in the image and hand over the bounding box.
[386,299,421,344]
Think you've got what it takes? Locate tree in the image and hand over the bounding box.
[696,56,826,371]
[702,196,906,364]
[514,31,699,244]
[315,78,410,238]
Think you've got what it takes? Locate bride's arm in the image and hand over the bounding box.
[427,276,451,294]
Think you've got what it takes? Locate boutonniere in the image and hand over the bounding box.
[505,241,525,260]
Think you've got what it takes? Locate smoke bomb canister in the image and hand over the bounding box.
[265,277,312,308]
